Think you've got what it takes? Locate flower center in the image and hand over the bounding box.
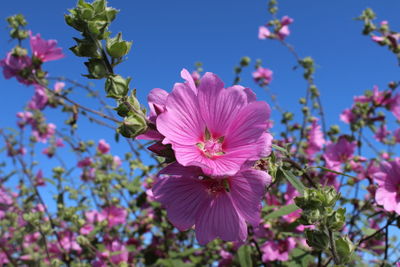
[201,178,230,195]
[196,127,225,158]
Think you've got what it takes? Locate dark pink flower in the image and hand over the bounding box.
[373,158,400,214]
[97,139,110,154]
[0,52,32,85]
[374,125,391,142]
[253,67,273,86]
[77,157,93,168]
[30,32,64,62]
[261,237,296,262]
[157,69,272,176]
[152,163,271,244]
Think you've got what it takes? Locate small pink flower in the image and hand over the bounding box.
[253,67,273,86]
[340,108,356,124]
[101,206,127,228]
[54,82,65,92]
[113,155,122,168]
[0,52,32,85]
[97,139,110,154]
[261,237,296,262]
[28,85,48,110]
[85,210,106,224]
[30,32,64,62]
[323,136,356,165]
[373,158,400,214]
[80,224,94,235]
[305,118,325,157]
[34,170,45,186]
[389,93,400,121]
[32,123,56,143]
[258,26,271,39]
[55,138,64,147]
[374,125,391,142]
[156,69,272,176]
[152,163,271,244]
[77,157,93,168]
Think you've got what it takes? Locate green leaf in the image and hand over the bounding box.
[265,203,299,220]
[280,168,305,195]
[272,144,288,155]
[237,245,252,267]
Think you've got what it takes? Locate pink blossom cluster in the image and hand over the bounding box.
[139,69,273,244]
[258,16,294,41]
[1,31,64,85]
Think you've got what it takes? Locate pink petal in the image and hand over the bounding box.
[230,169,271,226]
[195,193,247,245]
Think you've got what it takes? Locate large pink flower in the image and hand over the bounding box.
[30,32,64,62]
[152,163,271,245]
[373,158,400,214]
[156,69,272,176]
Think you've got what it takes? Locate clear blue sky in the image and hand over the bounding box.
[1,0,400,138]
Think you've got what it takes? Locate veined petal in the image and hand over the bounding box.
[195,193,247,245]
[230,169,271,226]
[157,82,205,145]
[152,171,209,231]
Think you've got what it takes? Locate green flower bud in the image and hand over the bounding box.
[70,37,100,58]
[240,56,251,66]
[77,235,90,246]
[118,114,147,138]
[84,58,108,79]
[334,236,355,265]
[105,74,131,99]
[305,229,329,250]
[326,208,346,231]
[106,32,132,58]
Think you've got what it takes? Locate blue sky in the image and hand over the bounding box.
[1,0,400,136]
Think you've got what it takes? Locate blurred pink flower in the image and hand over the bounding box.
[97,139,110,154]
[323,136,356,165]
[30,32,64,62]
[0,52,32,85]
[101,206,127,228]
[261,237,296,262]
[258,26,271,39]
[305,118,325,157]
[253,67,273,86]
[152,163,271,244]
[28,85,48,110]
[373,158,400,214]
